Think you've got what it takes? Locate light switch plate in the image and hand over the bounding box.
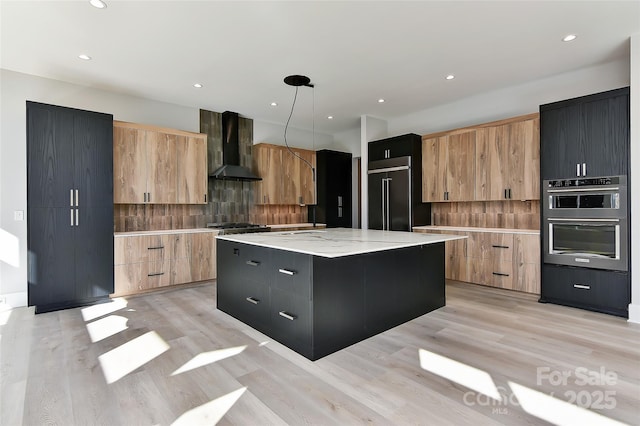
[14,210,24,221]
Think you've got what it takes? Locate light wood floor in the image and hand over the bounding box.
[2,281,639,425]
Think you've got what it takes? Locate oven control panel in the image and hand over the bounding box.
[547,176,620,188]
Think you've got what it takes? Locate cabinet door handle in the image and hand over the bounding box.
[508,188,512,199]
[573,284,591,290]
[246,297,260,305]
[278,268,296,276]
[148,192,151,202]
[338,207,343,218]
[492,272,510,277]
[246,260,260,266]
[147,246,164,250]
[70,189,74,207]
[204,193,207,203]
[582,163,587,176]
[278,311,297,321]
[492,245,510,249]
[504,189,507,199]
[576,163,581,177]
[148,272,164,277]
[75,189,79,207]
[144,193,147,202]
[70,209,74,226]
[75,209,79,226]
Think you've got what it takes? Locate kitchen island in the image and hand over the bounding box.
[216,228,463,360]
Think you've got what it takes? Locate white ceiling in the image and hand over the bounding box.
[1,1,639,135]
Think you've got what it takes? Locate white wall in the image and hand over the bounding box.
[360,115,388,230]
[253,120,334,151]
[0,69,201,307]
[629,34,640,324]
[387,58,631,137]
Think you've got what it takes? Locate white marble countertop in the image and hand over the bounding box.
[115,228,220,237]
[267,223,326,230]
[413,225,539,235]
[216,228,466,258]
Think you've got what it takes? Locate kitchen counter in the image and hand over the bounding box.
[266,223,326,231]
[217,228,464,258]
[217,228,458,360]
[115,228,220,237]
[413,225,539,235]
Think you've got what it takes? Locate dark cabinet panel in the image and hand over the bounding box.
[541,264,629,317]
[540,87,629,179]
[28,207,76,306]
[368,134,421,161]
[27,102,114,313]
[27,105,75,208]
[314,150,352,228]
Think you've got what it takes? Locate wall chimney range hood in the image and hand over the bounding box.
[209,111,262,181]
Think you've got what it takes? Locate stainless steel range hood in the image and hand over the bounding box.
[209,111,262,181]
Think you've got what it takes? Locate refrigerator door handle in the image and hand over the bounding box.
[381,178,386,230]
[386,178,392,230]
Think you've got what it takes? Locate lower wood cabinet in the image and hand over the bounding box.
[114,230,217,296]
[416,227,540,294]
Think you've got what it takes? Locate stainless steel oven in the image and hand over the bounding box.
[543,175,628,271]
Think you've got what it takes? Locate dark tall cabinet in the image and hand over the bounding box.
[367,134,430,230]
[27,102,114,313]
[539,88,630,317]
[313,149,352,228]
[540,87,629,179]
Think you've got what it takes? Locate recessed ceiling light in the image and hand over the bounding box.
[446,74,455,80]
[270,102,277,107]
[562,34,577,42]
[78,54,92,60]
[378,99,385,103]
[193,83,203,88]
[327,116,333,120]
[89,0,107,9]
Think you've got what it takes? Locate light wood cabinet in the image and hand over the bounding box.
[253,143,316,205]
[114,230,217,296]
[113,121,207,204]
[422,131,476,202]
[475,117,539,201]
[422,113,539,203]
[415,228,540,294]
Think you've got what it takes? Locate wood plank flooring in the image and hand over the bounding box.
[2,281,639,425]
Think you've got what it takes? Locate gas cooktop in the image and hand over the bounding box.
[206,222,271,234]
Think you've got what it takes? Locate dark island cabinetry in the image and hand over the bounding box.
[27,102,114,313]
[540,87,629,179]
[217,239,445,360]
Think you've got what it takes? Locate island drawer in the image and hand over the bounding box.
[270,288,312,351]
[234,278,270,330]
[270,250,312,299]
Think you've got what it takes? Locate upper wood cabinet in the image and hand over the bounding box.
[422,130,476,202]
[253,143,316,205]
[422,113,540,203]
[113,121,207,204]
[475,116,540,201]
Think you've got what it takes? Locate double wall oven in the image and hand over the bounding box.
[543,175,628,272]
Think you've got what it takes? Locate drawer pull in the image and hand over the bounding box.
[278,268,296,276]
[148,246,165,250]
[147,272,164,277]
[245,297,260,305]
[246,260,260,266]
[492,272,510,277]
[573,284,591,290]
[278,311,297,321]
[492,245,510,249]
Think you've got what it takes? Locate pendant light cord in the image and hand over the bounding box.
[284,86,316,182]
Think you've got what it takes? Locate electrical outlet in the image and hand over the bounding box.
[14,210,24,221]
[0,296,6,304]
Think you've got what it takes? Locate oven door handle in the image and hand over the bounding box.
[547,218,620,223]
[547,187,619,193]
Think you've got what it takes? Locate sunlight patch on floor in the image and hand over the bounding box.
[171,387,246,426]
[81,298,128,322]
[509,381,626,426]
[419,348,501,401]
[85,315,128,343]
[98,331,169,384]
[171,345,247,376]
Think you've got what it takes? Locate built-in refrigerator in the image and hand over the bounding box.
[368,156,429,231]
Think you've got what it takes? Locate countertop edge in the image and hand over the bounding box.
[413,226,540,235]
